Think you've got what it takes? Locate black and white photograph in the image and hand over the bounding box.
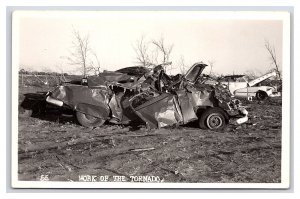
[11,10,290,188]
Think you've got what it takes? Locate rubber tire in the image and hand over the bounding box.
[199,108,227,130]
[256,91,268,101]
[76,111,105,127]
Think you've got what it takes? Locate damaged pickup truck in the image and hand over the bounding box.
[46,62,248,129]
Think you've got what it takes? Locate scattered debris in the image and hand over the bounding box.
[129,147,155,152]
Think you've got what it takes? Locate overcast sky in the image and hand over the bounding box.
[15,11,284,75]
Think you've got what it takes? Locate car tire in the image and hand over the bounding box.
[199,108,227,130]
[76,111,105,127]
[256,91,268,100]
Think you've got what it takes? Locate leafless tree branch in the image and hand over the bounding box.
[133,35,174,71]
[152,36,173,66]
[264,40,281,79]
[89,51,102,75]
[133,35,153,68]
[67,28,95,77]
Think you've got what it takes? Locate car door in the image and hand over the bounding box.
[130,92,184,129]
[234,86,257,98]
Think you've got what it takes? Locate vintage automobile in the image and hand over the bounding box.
[218,71,280,100]
[45,62,249,129]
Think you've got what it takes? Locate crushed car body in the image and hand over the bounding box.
[46,62,248,129]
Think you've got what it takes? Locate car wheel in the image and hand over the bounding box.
[76,111,105,127]
[256,91,268,100]
[199,108,227,130]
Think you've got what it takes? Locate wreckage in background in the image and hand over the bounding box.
[46,62,249,129]
[218,71,281,101]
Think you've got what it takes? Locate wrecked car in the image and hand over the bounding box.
[219,71,280,100]
[46,62,248,129]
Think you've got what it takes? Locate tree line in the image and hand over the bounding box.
[19,69,69,76]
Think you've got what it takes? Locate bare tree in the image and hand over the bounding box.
[133,35,152,68]
[264,40,281,79]
[133,35,174,71]
[67,28,92,77]
[152,36,174,69]
[90,51,102,75]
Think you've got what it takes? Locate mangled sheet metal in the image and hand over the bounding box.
[185,85,214,107]
[50,85,109,108]
[47,84,111,119]
[131,93,183,129]
[176,90,198,124]
[87,72,136,88]
[109,93,123,121]
[46,63,249,129]
[127,62,245,129]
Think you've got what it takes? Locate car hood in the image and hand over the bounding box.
[87,67,150,88]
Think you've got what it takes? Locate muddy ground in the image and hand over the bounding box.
[18,86,282,183]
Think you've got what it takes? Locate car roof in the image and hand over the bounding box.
[115,66,150,77]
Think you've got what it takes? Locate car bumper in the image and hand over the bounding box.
[236,107,248,124]
[46,96,63,107]
[269,92,281,97]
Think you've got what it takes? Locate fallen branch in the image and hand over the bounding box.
[129,147,155,152]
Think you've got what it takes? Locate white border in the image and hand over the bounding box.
[11,10,290,189]
[11,8,20,191]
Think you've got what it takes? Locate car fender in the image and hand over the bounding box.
[75,102,110,119]
[256,86,275,96]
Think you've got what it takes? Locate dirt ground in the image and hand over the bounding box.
[17,86,282,183]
